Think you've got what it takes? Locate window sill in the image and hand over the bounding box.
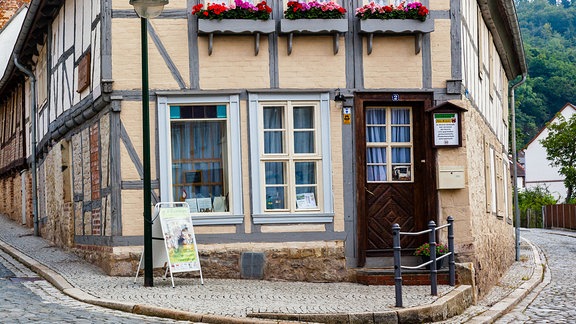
[252,212,334,224]
[190,213,244,225]
[197,19,276,56]
[358,19,435,55]
[280,19,348,55]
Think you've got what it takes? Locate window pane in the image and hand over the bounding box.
[295,162,316,185]
[265,162,285,185]
[391,126,410,142]
[171,116,228,211]
[293,106,314,129]
[296,187,317,209]
[264,106,283,129]
[391,108,410,124]
[392,147,411,163]
[367,126,386,142]
[392,165,411,181]
[264,131,284,153]
[266,187,286,209]
[294,131,314,153]
[367,147,386,164]
[368,166,387,182]
[366,109,386,125]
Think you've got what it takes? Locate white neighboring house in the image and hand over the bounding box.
[524,103,576,201]
[0,6,27,79]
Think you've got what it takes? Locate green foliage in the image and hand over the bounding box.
[514,0,576,148]
[517,186,557,227]
[539,114,576,202]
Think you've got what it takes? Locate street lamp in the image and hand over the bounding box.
[129,0,168,287]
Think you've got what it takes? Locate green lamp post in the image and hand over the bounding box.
[129,0,169,287]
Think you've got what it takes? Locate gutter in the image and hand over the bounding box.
[509,73,527,261]
[13,56,39,237]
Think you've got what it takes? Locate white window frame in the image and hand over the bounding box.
[157,94,243,225]
[249,92,334,224]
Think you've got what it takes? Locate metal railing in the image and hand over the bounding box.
[392,216,455,307]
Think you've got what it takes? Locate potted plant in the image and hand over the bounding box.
[355,1,433,34]
[193,0,272,20]
[414,242,448,269]
[284,0,346,20]
[281,0,348,34]
[193,0,274,55]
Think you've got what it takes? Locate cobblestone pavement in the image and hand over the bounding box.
[0,249,192,323]
[0,214,452,320]
[495,228,576,323]
[435,237,537,324]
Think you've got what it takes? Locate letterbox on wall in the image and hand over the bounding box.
[437,166,465,189]
[427,101,467,148]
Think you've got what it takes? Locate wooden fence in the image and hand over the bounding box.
[543,204,576,230]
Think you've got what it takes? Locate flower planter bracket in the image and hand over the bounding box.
[359,19,434,55]
[280,19,348,55]
[198,19,275,56]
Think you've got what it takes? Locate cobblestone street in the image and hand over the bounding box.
[496,228,576,323]
[0,249,190,323]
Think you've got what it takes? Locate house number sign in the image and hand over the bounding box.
[433,112,459,146]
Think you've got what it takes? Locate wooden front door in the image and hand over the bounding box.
[356,93,436,266]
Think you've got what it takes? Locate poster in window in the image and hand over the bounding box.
[196,197,212,212]
[296,192,317,209]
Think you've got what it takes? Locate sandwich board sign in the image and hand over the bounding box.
[134,202,203,287]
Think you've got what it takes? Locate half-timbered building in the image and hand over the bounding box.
[0,0,525,298]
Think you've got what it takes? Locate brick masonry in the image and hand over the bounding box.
[0,0,29,29]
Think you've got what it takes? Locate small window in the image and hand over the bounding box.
[366,107,413,183]
[248,93,334,224]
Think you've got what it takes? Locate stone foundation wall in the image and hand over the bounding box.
[71,241,350,282]
[0,172,25,222]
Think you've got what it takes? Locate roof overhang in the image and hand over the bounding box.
[478,0,527,80]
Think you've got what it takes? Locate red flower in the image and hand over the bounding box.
[383,5,392,13]
[192,3,203,14]
[418,6,428,16]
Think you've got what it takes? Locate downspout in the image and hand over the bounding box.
[13,56,39,237]
[510,73,527,261]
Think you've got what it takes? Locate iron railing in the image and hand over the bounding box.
[392,216,455,307]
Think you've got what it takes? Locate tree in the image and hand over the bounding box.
[540,114,576,202]
[518,186,557,227]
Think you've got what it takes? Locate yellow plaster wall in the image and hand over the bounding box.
[195,226,237,234]
[431,19,452,89]
[429,0,451,10]
[121,190,144,235]
[119,101,157,181]
[363,36,422,89]
[111,18,187,90]
[198,36,270,89]
[148,19,191,89]
[277,36,346,88]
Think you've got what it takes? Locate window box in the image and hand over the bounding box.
[358,19,434,55]
[359,19,434,34]
[280,19,347,33]
[198,19,276,34]
[280,19,348,55]
[197,19,276,55]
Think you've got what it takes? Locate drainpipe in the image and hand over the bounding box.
[14,56,39,237]
[510,73,527,261]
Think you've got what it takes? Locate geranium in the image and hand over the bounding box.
[355,1,429,22]
[192,0,272,20]
[284,0,346,20]
[414,242,449,257]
